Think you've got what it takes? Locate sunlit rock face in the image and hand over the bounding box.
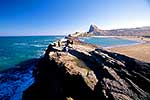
[89,24,100,33]
[23,37,150,100]
[88,24,105,35]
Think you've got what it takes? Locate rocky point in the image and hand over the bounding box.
[23,36,150,100]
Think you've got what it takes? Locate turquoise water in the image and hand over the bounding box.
[0,36,63,71]
[0,36,139,71]
[81,37,139,47]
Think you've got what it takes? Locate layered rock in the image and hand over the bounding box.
[23,37,150,100]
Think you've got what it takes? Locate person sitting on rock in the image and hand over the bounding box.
[67,39,73,47]
[62,38,74,52]
[63,44,69,52]
[70,40,73,45]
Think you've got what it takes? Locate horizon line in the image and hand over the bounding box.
[0,35,66,37]
[0,25,150,36]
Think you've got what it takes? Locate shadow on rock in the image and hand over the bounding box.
[23,53,101,100]
[23,55,65,100]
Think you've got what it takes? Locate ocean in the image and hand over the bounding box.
[0,36,139,71]
[0,36,64,71]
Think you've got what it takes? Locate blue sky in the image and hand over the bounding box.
[0,0,150,36]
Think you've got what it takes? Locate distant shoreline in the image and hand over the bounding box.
[82,35,150,62]
[104,42,143,49]
[102,36,150,62]
[81,35,145,48]
[91,36,148,43]
[91,35,150,48]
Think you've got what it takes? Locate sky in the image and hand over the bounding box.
[0,0,150,36]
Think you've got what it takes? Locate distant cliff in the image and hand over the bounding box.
[89,25,106,35]
[89,25,150,36]
[72,25,150,37]
[23,36,150,100]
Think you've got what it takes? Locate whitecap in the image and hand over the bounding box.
[30,44,47,48]
[0,56,10,60]
[33,40,39,43]
[35,50,45,57]
[13,43,27,46]
[44,40,51,42]
[55,36,63,39]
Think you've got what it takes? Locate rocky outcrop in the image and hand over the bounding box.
[23,37,150,100]
[89,25,105,35]
[88,24,150,36]
[89,25,99,32]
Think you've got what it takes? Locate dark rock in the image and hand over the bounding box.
[23,40,150,100]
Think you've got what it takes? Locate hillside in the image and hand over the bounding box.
[72,25,150,37]
[90,25,150,36]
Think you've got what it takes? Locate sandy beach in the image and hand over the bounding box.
[108,36,150,62]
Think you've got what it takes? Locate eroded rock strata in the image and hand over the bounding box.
[23,37,150,100]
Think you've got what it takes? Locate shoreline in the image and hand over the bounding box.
[92,35,150,43]
[88,35,146,49]
[104,42,143,49]
[109,43,150,62]
[91,36,150,62]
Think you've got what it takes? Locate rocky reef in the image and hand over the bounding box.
[23,37,150,100]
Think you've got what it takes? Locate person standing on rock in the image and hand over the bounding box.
[58,40,61,47]
[63,42,69,52]
[63,39,70,52]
